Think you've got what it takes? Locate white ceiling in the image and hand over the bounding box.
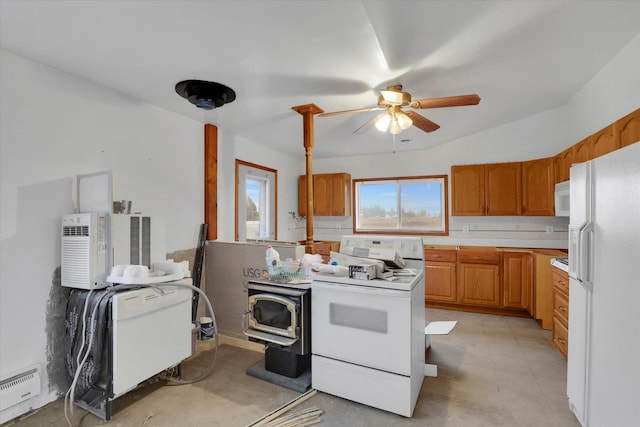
[1,0,639,159]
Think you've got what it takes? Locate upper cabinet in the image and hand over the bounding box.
[451,165,485,215]
[451,163,522,216]
[522,157,555,216]
[616,108,640,148]
[452,161,556,216]
[573,136,592,164]
[485,162,522,215]
[299,172,351,217]
[452,159,553,216]
[553,146,574,184]
[591,124,618,159]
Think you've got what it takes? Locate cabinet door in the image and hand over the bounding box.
[458,263,500,307]
[299,173,352,217]
[425,262,457,303]
[554,147,574,183]
[299,175,308,217]
[522,157,555,216]
[592,124,619,159]
[451,165,485,215]
[573,137,592,164]
[485,162,522,215]
[502,252,533,311]
[328,173,351,216]
[313,174,332,216]
[615,108,640,148]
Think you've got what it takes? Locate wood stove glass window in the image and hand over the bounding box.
[248,294,298,339]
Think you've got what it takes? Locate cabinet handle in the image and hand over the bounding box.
[473,256,484,260]
[432,255,442,258]
[557,338,567,344]
[559,306,567,312]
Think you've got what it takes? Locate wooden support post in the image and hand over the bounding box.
[204,124,218,240]
[291,104,324,250]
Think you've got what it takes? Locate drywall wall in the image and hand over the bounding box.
[216,130,305,242]
[0,49,203,423]
[567,33,640,142]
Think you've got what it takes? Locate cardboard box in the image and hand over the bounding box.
[340,246,405,269]
[349,264,376,280]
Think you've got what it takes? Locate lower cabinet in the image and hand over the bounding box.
[424,249,457,303]
[458,262,500,307]
[425,246,564,320]
[457,249,501,307]
[502,252,533,311]
[552,266,570,358]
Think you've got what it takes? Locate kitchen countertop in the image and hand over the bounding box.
[422,237,568,249]
[550,257,569,273]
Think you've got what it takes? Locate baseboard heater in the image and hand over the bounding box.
[0,365,41,411]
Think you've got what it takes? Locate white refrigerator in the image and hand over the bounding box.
[567,142,640,427]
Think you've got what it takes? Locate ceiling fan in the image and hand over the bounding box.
[319,85,480,135]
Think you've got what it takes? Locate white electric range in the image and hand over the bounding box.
[311,235,425,417]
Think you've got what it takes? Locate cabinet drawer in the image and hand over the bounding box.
[552,268,569,296]
[458,250,500,264]
[553,290,569,327]
[552,317,569,359]
[424,249,457,263]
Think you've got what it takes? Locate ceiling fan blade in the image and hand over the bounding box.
[318,106,384,117]
[410,94,480,109]
[404,111,440,133]
[354,113,387,135]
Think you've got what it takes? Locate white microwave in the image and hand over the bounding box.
[554,181,570,217]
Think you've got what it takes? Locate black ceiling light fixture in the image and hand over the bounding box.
[175,80,236,110]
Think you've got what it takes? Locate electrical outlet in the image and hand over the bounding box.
[546,226,554,234]
[462,225,470,233]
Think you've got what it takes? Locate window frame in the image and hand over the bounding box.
[352,175,449,236]
[235,159,278,241]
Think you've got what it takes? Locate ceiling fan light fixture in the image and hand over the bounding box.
[375,114,391,132]
[389,118,402,135]
[397,112,412,130]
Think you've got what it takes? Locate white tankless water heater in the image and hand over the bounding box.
[61,212,166,290]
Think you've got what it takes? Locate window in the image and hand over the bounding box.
[235,160,277,241]
[353,175,448,235]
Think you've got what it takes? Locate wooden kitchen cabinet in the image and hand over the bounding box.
[552,266,570,358]
[591,124,618,159]
[554,146,574,184]
[532,251,567,330]
[615,108,640,148]
[457,249,501,307]
[573,136,592,164]
[451,162,521,216]
[522,157,555,216]
[451,165,485,215]
[424,248,457,304]
[485,162,522,215]
[502,252,533,311]
[299,173,351,217]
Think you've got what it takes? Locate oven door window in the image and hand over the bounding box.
[248,294,298,339]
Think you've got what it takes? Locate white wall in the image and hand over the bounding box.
[0,50,204,423]
[567,33,640,142]
[216,131,305,243]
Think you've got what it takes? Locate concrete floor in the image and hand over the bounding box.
[3,308,580,427]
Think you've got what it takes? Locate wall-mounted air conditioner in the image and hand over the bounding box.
[62,213,166,290]
[62,212,110,290]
